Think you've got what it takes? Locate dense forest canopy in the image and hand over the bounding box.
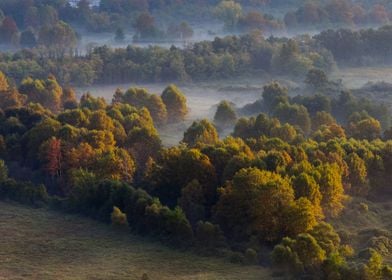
[0,0,392,49]
[1,66,392,278]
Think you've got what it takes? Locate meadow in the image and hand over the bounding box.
[0,201,271,280]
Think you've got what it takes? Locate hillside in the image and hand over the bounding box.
[0,201,271,280]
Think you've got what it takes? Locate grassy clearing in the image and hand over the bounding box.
[332,198,392,263]
[0,201,271,280]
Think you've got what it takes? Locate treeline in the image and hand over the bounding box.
[0,32,335,86]
[3,23,392,87]
[315,25,392,65]
[285,0,392,31]
[2,0,392,49]
[0,2,78,51]
[1,70,392,277]
[240,71,391,132]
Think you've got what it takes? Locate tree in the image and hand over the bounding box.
[285,198,318,237]
[62,87,78,109]
[195,221,227,249]
[262,82,289,114]
[88,110,115,131]
[274,103,311,135]
[364,250,383,280]
[0,71,8,91]
[19,76,63,113]
[309,222,341,255]
[134,12,159,39]
[305,69,328,89]
[214,167,295,242]
[270,123,298,143]
[292,173,323,219]
[111,206,128,227]
[317,163,346,217]
[183,119,219,147]
[348,117,382,140]
[80,93,107,110]
[214,100,237,130]
[178,180,206,225]
[167,22,194,39]
[38,21,78,56]
[117,88,167,126]
[312,111,335,131]
[40,137,62,178]
[272,234,326,274]
[346,152,369,196]
[215,0,243,29]
[161,84,188,123]
[150,147,217,207]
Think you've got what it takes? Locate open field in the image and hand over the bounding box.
[0,201,271,280]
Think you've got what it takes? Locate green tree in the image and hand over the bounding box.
[178,180,206,225]
[274,103,311,135]
[215,0,243,29]
[38,21,78,56]
[262,82,289,114]
[214,100,237,130]
[183,119,219,147]
[161,84,188,123]
[19,76,63,113]
[292,173,323,219]
[305,69,328,89]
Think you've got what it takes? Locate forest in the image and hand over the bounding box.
[1,1,392,280]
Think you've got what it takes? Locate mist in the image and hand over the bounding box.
[76,81,262,145]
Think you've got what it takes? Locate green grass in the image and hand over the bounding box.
[0,201,271,280]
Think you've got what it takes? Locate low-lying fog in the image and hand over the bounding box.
[332,67,392,89]
[77,26,315,53]
[76,82,262,146]
[77,66,392,146]
[79,23,228,50]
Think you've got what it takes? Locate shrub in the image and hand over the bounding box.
[0,179,48,206]
[244,248,258,265]
[111,206,128,227]
[359,202,369,212]
[195,221,227,250]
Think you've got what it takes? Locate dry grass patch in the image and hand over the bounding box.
[0,201,271,280]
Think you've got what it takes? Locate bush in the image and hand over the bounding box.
[111,206,128,227]
[0,178,48,206]
[359,202,369,212]
[244,248,258,265]
[195,221,227,251]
